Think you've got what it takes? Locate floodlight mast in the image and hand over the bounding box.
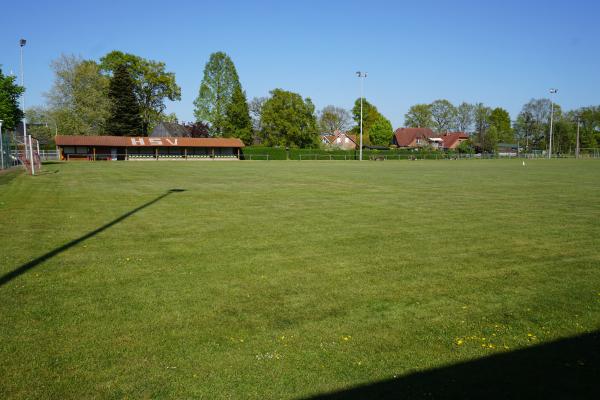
[548,88,557,159]
[20,38,27,156]
[356,71,367,161]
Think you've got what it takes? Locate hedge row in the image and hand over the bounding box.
[240,146,468,160]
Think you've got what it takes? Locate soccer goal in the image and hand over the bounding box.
[16,134,41,175]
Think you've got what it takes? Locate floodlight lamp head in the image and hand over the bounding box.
[356,71,361,76]
[19,38,26,47]
[550,88,558,94]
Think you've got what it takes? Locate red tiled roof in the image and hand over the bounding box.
[55,135,245,148]
[441,132,469,149]
[393,128,437,147]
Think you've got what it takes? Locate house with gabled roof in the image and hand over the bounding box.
[321,130,357,150]
[393,128,439,149]
[150,122,191,138]
[441,132,469,149]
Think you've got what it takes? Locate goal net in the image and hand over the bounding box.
[16,134,41,175]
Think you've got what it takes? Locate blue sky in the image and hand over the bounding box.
[1,0,598,128]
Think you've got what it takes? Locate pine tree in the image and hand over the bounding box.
[224,85,253,144]
[106,64,142,136]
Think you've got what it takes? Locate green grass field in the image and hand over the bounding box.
[1,159,599,399]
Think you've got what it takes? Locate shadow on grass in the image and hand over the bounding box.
[304,330,600,399]
[0,189,186,287]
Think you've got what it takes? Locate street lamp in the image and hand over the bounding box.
[0,119,4,169]
[548,88,557,159]
[19,38,27,155]
[356,71,367,161]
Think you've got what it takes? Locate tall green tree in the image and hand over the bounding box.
[45,55,110,135]
[404,104,433,128]
[575,106,600,149]
[517,98,552,149]
[0,68,25,130]
[473,103,492,151]
[260,89,318,148]
[100,51,181,135]
[455,102,475,132]
[430,99,457,133]
[318,105,352,133]
[106,65,142,136]
[488,107,513,143]
[193,52,242,136]
[25,107,55,144]
[224,85,253,145]
[369,115,393,146]
[351,98,382,144]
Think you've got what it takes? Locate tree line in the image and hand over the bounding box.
[2,50,600,152]
[404,100,600,153]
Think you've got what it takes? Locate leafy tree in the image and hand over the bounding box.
[404,104,433,128]
[25,106,55,144]
[484,126,500,151]
[0,67,25,130]
[106,64,142,136]
[159,112,179,123]
[575,106,600,149]
[45,55,110,135]
[224,85,253,145]
[455,102,475,133]
[457,138,474,154]
[249,96,267,132]
[318,105,352,133]
[193,52,242,136]
[514,110,536,151]
[517,98,552,149]
[473,103,492,151]
[351,98,382,145]
[260,89,318,148]
[100,51,181,135]
[430,99,457,133]
[488,107,513,143]
[369,115,393,146]
[183,121,210,138]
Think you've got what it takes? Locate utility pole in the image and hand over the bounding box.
[576,117,581,159]
[548,88,557,159]
[356,72,367,161]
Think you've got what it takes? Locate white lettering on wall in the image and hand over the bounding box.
[149,138,163,146]
[131,137,145,145]
[165,138,178,145]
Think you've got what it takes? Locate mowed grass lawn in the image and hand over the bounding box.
[1,159,599,399]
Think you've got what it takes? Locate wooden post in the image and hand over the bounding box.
[93,147,96,161]
[212,148,215,159]
[237,148,240,159]
[155,148,158,160]
[184,148,187,160]
[125,147,128,160]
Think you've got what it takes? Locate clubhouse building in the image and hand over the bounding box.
[55,135,245,161]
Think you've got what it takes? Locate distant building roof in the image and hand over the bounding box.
[394,127,437,147]
[150,122,191,138]
[441,132,469,149]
